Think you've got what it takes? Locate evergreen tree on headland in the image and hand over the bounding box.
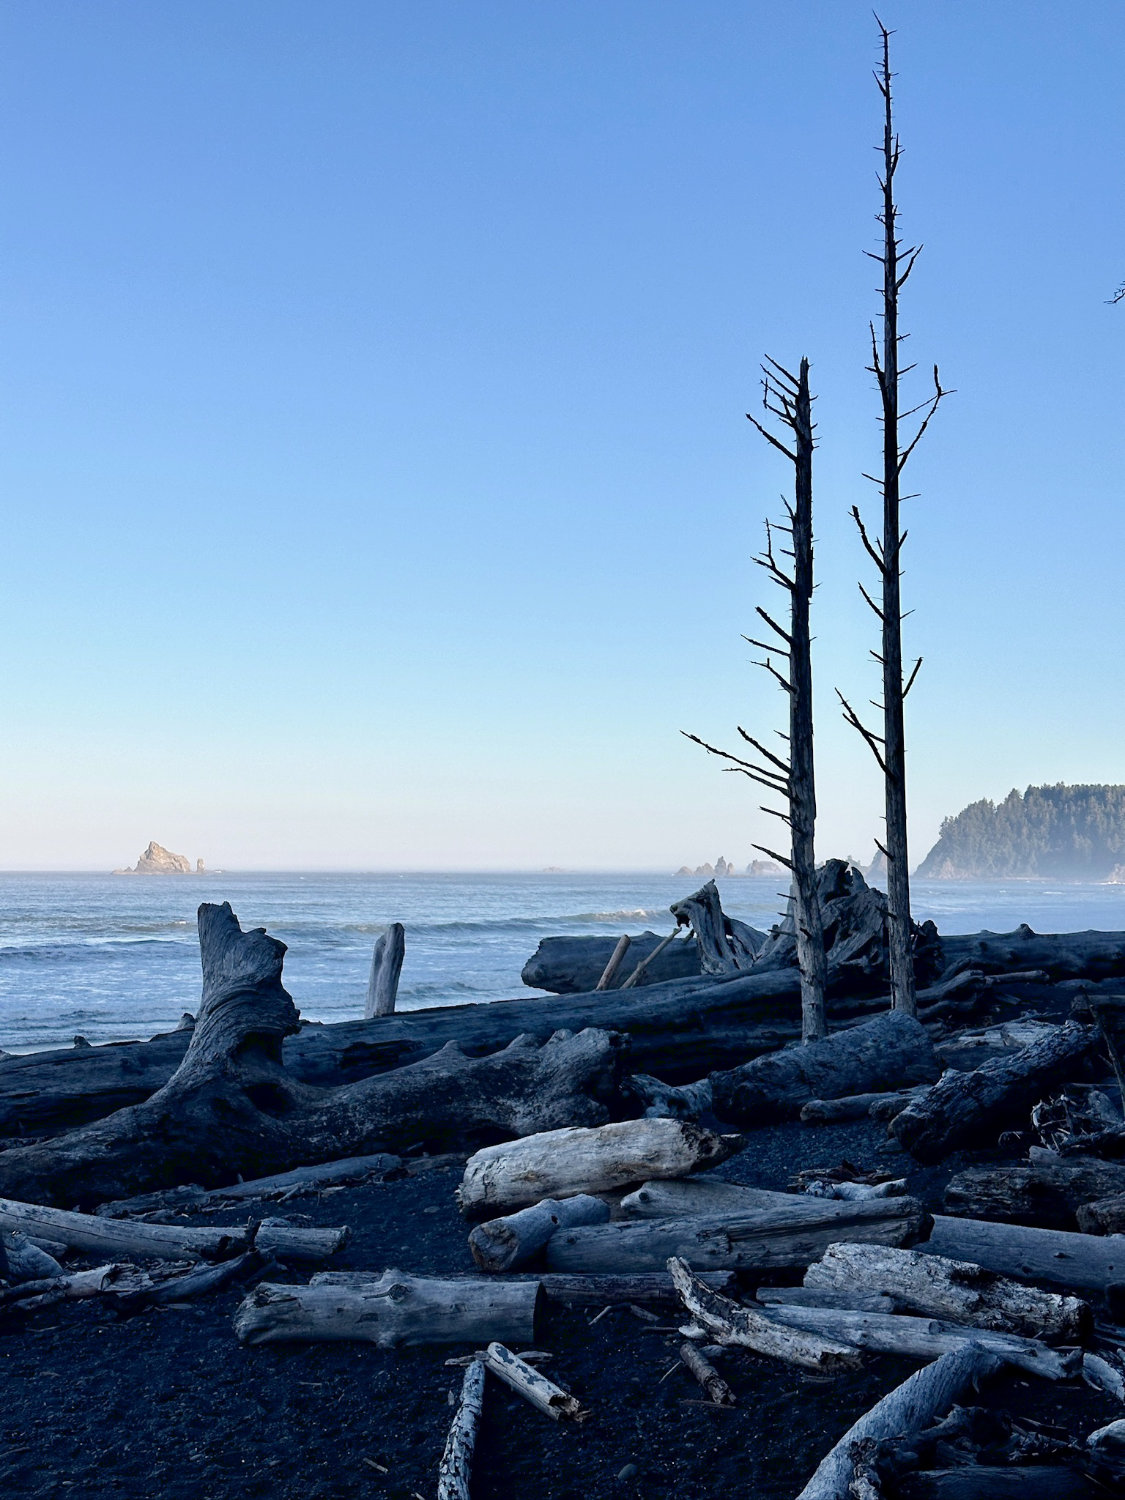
[685,356,828,1044]
[838,20,948,1019]
[918,784,1125,880]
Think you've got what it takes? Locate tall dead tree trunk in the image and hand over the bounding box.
[686,356,827,1041]
[838,22,947,1019]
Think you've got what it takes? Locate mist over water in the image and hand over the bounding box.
[2,870,1124,1052]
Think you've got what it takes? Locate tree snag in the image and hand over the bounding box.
[838,20,948,1018]
[685,355,827,1041]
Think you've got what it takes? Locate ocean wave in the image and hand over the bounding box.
[325,910,666,939]
[0,937,193,964]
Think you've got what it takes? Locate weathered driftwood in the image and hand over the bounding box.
[620,1177,795,1218]
[522,931,703,993]
[621,930,687,989]
[468,1195,609,1273]
[96,1152,402,1218]
[897,1471,1088,1500]
[134,1250,268,1307]
[546,1195,930,1274]
[944,1159,1125,1231]
[922,1214,1125,1294]
[253,1220,348,1264]
[365,922,405,1018]
[801,1088,927,1125]
[678,1339,735,1404]
[758,1303,1074,1379]
[437,1359,485,1500]
[234,1271,541,1348]
[595,935,632,991]
[803,1242,1090,1340]
[627,1073,715,1120]
[794,1345,1003,1500]
[457,1119,739,1217]
[0,904,625,1208]
[668,1255,861,1373]
[890,1021,1100,1163]
[0,1262,156,1312]
[937,925,1125,981]
[754,1287,896,1314]
[710,1009,941,1127]
[802,1179,907,1202]
[480,1341,588,1422]
[670,882,755,976]
[313,1267,739,1305]
[1078,1193,1125,1234]
[0,1196,250,1261]
[1,1229,64,1281]
[1084,1351,1125,1401]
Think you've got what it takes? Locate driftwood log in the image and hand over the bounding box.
[521,931,703,993]
[468,1195,609,1273]
[0,904,624,1208]
[755,1287,897,1313]
[480,1342,589,1422]
[234,1270,541,1348]
[1,1230,64,1281]
[937,924,1125,981]
[800,1087,928,1124]
[1078,1193,1125,1233]
[546,1195,930,1273]
[95,1152,402,1218]
[668,1256,861,1372]
[803,1242,1089,1340]
[620,1177,794,1218]
[890,1021,1101,1162]
[365,923,405,1018]
[457,1119,739,1217]
[669,882,757,975]
[794,1345,1003,1500]
[314,1268,740,1304]
[922,1214,1125,1294]
[710,1009,941,1127]
[437,1358,485,1500]
[944,1159,1125,1231]
[898,1469,1089,1500]
[757,1302,1074,1379]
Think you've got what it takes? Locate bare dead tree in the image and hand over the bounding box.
[838,20,949,1018]
[685,355,827,1042]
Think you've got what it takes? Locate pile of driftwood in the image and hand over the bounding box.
[5,884,1125,1495]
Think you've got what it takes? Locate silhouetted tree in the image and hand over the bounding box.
[838,20,948,1017]
[686,356,827,1042]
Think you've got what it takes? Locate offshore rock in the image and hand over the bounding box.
[114,841,194,875]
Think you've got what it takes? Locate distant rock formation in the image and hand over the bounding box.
[675,856,783,878]
[114,841,196,875]
[917,783,1125,880]
[746,859,785,877]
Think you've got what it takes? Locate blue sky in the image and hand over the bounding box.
[1,1,1122,870]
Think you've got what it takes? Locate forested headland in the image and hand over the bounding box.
[917,783,1125,880]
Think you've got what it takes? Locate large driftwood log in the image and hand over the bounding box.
[95,1152,402,1217]
[546,1195,930,1273]
[365,923,405,1018]
[801,1088,928,1124]
[620,1177,794,1218]
[802,1242,1088,1340]
[897,1469,1089,1500]
[710,1009,940,1127]
[922,1214,1125,1294]
[312,1268,740,1304]
[468,1196,609,1273]
[1078,1193,1125,1234]
[521,931,704,993]
[0,904,625,1208]
[890,1021,1100,1163]
[668,1257,861,1373]
[944,1159,1125,1231]
[670,882,757,975]
[757,1302,1075,1379]
[794,1345,1003,1500]
[234,1270,541,1348]
[0,1196,250,1261]
[937,925,1125,981]
[457,1119,740,1217]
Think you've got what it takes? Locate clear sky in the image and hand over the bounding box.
[1,1,1122,871]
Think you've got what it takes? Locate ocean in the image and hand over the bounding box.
[2,870,1124,1053]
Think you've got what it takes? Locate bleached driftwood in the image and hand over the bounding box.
[667,1256,861,1373]
[678,1340,735,1405]
[1084,1351,1125,1401]
[252,1219,348,1264]
[670,883,751,976]
[923,1213,1125,1294]
[366,923,405,1018]
[710,1010,940,1127]
[754,1287,896,1314]
[96,1152,402,1217]
[802,1180,907,1202]
[1,1230,64,1282]
[621,930,685,989]
[547,1195,929,1273]
[890,1021,1100,1162]
[758,1302,1075,1379]
[234,1270,541,1348]
[595,935,632,991]
[437,1358,485,1500]
[800,1089,927,1125]
[457,1118,740,1216]
[0,1197,249,1262]
[803,1242,1090,1340]
[944,1158,1125,1231]
[0,1263,146,1311]
[312,1268,740,1305]
[794,1344,1003,1500]
[468,1195,609,1273]
[627,1073,715,1120]
[620,1177,795,1218]
[480,1341,589,1422]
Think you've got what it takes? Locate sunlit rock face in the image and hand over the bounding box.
[114,840,193,874]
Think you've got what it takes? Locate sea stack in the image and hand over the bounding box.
[114,841,196,875]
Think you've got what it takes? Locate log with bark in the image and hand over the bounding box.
[802,1242,1090,1340]
[546,1195,930,1274]
[794,1345,1003,1500]
[0,904,625,1208]
[234,1270,542,1348]
[468,1195,609,1273]
[710,1009,941,1128]
[668,1256,862,1373]
[922,1214,1125,1295]
[890,1021,1101,1163]
[943,1159,1125,1232]
[756,1302,1076,1379]
[457,1119,740,1217]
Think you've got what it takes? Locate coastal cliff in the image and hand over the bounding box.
[917,783,1125,880]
